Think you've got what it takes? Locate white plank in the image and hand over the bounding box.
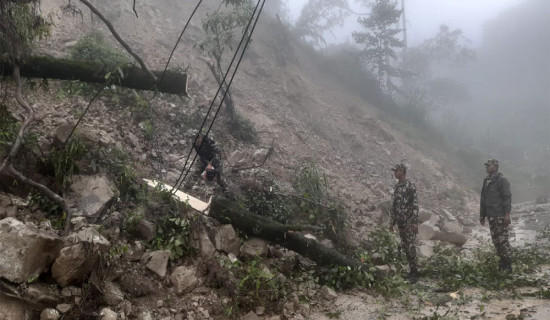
[143,179,212,213]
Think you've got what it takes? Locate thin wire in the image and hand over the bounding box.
[158,0,204,86]
[174,0,265,191]
[172,0,265,192]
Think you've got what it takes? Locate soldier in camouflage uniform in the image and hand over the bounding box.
[192,132,227,190]
[389,163,420,282]
[480,159,512,272]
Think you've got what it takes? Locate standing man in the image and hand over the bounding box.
[390,163,419,283]
[480,159,512,272]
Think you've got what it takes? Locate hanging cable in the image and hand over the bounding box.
[172,0,267,192]
[171,0,263,192]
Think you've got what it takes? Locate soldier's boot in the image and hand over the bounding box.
[406,267,420,284]
[500,260,512,273]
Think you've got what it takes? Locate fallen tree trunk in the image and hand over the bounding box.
[0,56,188,95]
[210,197,363,269]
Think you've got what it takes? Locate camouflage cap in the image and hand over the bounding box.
[484,159,499,166]
[391,163,407,173]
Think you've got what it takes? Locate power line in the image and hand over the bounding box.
[172,0,267,192]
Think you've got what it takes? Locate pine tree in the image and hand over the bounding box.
[352,0,403,94]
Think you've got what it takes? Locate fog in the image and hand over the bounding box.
[277,0,549,200]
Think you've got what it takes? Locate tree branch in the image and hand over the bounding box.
[5,164,72,234]
[0,65,34,173]
[0,64,73,235]
[78,0,157,83]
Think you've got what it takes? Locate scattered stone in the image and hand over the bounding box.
[442,221,462,234]
[56,304,72,314]
[40,308,60,320]
[136,311,153,320]
[103,281,124,306]
[67,226,111,252]
[432,231,468,247]
[320,286,338,301]
[213,224,240,256]
[141,250,171,278]
[239,237,268,259]
[135,219,156,241]
[171,266,199,295]
[241,311,260,320]
[99,307,117,320]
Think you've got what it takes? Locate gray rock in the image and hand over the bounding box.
[52,243,98,287]
[141,250,171,278]
[0,298,33,320]
[0,218,62,283]
[56,304,72,314]
[320,285,337,301]
[239,237,268,259]
[171,266,199,295]
[67,227,111,252]
[442,221,462,234]
[136,311,153,320]
[103,281,124,306]
[417,222,439,240]
[65,175,115,218]
[213,224,240,256]
[432,231,468,247]
[40,308,60,320]
[99,307,117,320]
[418,208,433,223]
[135,220,156,241]
[241,311,260,320]
[196,230,216,256]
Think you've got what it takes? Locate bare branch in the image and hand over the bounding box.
[132,0,138,18]
[5,164,73,234]
[0,65,34,173]
[78,0,157,82]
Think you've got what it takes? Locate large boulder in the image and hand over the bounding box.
[0,218,61,283]
[65,175,115,217]
[51,243,99,287]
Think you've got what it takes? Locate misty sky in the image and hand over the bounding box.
[286,0,526,46]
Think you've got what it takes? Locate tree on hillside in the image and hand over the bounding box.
[196,0,255,116]
[352,0,403,94]
[398,25,475,129]
[294,0,351,49]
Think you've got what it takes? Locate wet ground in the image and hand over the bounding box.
[306,202,550,320]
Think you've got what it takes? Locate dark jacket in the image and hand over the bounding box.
[480,172,512,218]
[193,136,222,172]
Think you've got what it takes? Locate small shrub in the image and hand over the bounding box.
[229,113,258,144]
[123,209,143,235]
[49,137,88,191]
[234,259,289,312]
[318,265,374,290]
[69,31,129,67]
[148,186,194,259]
